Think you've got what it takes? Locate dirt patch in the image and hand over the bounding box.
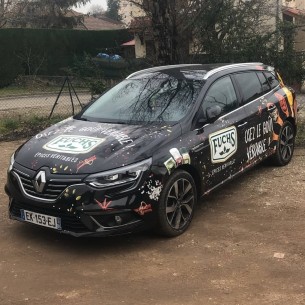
[0,141,305,305]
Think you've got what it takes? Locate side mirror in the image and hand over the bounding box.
[206,105,222,123]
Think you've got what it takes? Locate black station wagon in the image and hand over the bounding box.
[5,63,298,237]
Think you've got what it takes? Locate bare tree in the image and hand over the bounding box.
[2,0,91,28]
[0,0,13,28]
[127,0,275,65]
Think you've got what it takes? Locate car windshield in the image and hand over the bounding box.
[79,71,204,124]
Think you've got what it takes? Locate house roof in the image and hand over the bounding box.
[69,10,124,30]
[121,39,135,46]
[282,6,305,17]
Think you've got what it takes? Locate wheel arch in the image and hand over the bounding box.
[177,164,202,199]
[286,116,297,135]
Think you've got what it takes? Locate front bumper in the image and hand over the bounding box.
[5,163,159,237]
[8,198,146,237]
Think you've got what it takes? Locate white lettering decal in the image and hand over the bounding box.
[247,139,267,161]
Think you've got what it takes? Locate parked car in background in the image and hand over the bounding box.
[5,63,297,237]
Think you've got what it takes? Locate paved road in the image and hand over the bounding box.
[0,92,91,111]
[0,92,304,111]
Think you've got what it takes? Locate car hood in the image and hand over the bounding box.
[15,118,180,174]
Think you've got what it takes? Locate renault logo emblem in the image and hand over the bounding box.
[33,170,46,193]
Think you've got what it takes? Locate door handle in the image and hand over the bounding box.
[238,122,248,128]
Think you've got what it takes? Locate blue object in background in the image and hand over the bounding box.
[96,53,110,59]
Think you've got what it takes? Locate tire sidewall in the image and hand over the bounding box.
[274,121,295,166]
[157,170,197,237]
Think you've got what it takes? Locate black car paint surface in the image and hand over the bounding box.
[5,63,297,237]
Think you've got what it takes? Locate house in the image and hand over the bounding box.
[119,0,305,59]
[282,1,305,51]
[3,1,124,31]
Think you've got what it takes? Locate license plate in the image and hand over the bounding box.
[21,209,62,230]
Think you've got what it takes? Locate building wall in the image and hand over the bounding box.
[282,0,305,9]
[119,0,146,26]
[293,0,305,9]
[282,0,305,51]
[134,34,146,58]
[294,16,305,51]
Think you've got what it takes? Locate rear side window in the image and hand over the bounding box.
[257,72,271,93]
[234,72,262,105]
[264,71,280,89]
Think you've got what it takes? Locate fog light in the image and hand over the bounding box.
[115,215,122,225]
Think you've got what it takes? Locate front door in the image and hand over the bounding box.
[194,75,249,191]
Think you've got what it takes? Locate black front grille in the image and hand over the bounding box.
[10,200,89,233]
[14,170,80,201]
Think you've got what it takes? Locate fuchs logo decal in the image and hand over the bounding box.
[209,126,237,163]
[43,135,104,154]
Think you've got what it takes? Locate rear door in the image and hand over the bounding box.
[232,71,275,165]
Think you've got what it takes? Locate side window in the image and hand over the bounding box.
[202,76,238,119]
[257,72,271,93]
[234,72,263,105]
[264,71,280,89]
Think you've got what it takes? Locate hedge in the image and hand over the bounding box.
[0,28,132,87]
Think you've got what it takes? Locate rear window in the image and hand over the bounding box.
[234,72,263,105]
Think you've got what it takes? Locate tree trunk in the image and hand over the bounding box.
[151,0,178,65]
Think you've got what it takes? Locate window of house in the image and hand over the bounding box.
[234,72,263,105]
[202,76,238,119]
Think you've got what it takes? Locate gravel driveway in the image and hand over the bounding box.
[0,140,304,305]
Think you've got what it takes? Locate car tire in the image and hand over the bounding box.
[271,121,295,166]
[156,170,197,237]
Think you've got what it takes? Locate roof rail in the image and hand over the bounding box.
[126,64,202,79]
[203,62,264,80]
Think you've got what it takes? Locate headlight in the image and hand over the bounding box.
[85,158,152,189]
[8,153,15,173]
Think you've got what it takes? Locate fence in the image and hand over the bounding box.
[0,76,120,121]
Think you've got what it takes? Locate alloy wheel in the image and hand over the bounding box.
[280,124,294,162]
[165,178,195,230]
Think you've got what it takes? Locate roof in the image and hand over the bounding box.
[282,6,305,17]
[127,63,267,80]
[121,39,135,46]
[69,10,124,31]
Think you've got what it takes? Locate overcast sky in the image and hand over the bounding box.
[74,0,108,13]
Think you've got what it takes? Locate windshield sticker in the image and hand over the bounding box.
[209,126,237,164]
[164,148,191,174]
[76,155,97,173]
[43,135,104,154]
